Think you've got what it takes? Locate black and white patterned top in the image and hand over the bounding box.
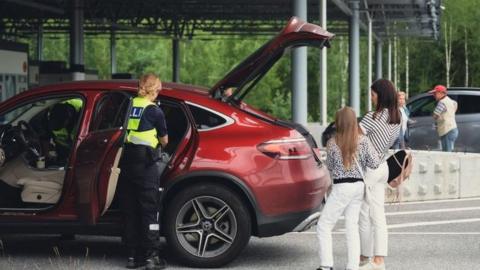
[360,109,401,159]
[326,135,380,180]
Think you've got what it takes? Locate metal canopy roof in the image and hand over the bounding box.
[0,0,441,40]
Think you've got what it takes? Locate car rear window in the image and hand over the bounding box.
[457,95,480,114]
[187,104,228,130]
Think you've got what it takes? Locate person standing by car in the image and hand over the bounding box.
[392,91,410,149]
[359,79,401,270]
[429,85,458,152]
[316,107,380,270]
[118,73,169,270]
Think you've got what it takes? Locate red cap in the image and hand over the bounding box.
[428,85,447,94]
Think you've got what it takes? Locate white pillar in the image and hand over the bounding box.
[387,39,392,81]
[70,0,85,80]
[319,0,327,125]
[375,40,383,80]
[394,35,398,87]
[349,0,361,115]
[406,42,410,97]
[367,19,373,111]
[292,0,308,125]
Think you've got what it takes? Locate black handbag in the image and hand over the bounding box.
[386,149,413,188]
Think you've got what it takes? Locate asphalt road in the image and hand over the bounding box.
[1,197,480,270]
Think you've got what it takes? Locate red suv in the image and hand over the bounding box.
[0,17,333,267]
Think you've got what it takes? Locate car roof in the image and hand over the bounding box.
[27,79,211,102]
[447,87,480,92]
[408,86,480,102]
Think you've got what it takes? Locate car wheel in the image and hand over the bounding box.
[164,183,251,268]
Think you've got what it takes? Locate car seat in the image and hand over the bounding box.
[17,177,62,204]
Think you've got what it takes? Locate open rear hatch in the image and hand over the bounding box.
[210,16,334,102]
[209,16,334,154]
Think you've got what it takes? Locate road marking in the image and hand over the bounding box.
[330,206,480,220]
[298,231,480,235]
[298,218,480,234]
[387,218,480,229]
[387,232,480,235]
[386,206,480,216]
[386,197,480,205]
[332,231,480,235]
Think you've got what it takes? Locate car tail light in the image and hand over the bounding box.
[257,138,312,160]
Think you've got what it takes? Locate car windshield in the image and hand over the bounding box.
[1,103,38,125]
[0,99,67,126]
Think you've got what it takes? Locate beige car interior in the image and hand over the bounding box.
[0,155,65,204]
[101,147,122,215]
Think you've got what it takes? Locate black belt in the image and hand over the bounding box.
[333,178,363,184]
[125,143,154,149]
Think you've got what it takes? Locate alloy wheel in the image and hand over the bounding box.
[175,195,237,258]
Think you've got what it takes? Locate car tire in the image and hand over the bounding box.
[164,183,251,268]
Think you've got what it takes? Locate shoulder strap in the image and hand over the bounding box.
[354,157,365,179]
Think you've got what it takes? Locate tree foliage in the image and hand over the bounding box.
[18,0,479,122]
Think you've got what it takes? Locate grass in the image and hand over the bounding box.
[0,238,98,270]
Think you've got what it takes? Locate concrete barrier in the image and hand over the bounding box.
[387,150,463,202]
[306,123,480,202]
[458,153,480,198]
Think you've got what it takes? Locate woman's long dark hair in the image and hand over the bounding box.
[371,79,401,124]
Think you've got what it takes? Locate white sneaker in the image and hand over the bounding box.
[359,257,370,267]
[359,261,385,270]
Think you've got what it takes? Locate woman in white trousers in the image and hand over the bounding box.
[358,79,401,270]
[316,107,380,270]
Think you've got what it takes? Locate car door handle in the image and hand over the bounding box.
[99,138,109,145]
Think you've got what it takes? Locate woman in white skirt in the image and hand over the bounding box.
[359,79,401,270]
[316,107,380,270]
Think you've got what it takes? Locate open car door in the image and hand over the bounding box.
[74,92,131,224]
[209,16,334,101]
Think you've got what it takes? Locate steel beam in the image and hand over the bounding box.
[172,38,180,82]
[4,0,64,15]
[110,28,117,75]
[331,0,380,41]
[36,24,43,61]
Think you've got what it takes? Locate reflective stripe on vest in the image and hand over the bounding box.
[126,97,158,148]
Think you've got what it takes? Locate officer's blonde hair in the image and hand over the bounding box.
[138,73,162,97]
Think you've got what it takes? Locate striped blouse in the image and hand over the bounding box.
[360,108,401,159]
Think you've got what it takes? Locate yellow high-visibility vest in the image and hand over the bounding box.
[126,97,158,148]
[52,98,83,147]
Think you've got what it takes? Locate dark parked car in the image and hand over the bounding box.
[0,17,332,267]
[406,87,480,152]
